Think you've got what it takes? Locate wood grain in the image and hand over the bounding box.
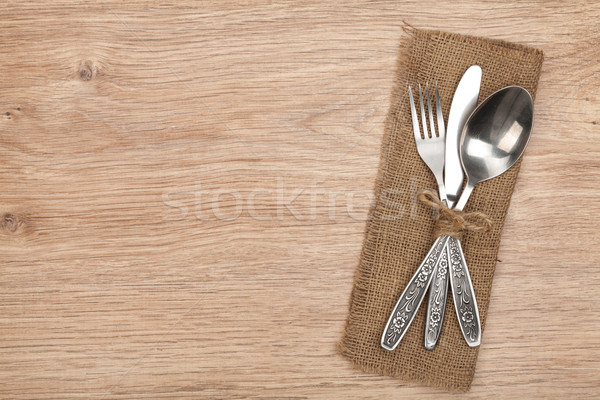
[0,1,598,398]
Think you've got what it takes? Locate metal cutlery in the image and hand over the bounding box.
[447,86,533,345]
[381,67,483,351]
[381,77,535,351]
[411,84,447,204]
[444,66,482,207]
[454,86,533,210]
[425,65,482,350]
[380,83,448,351]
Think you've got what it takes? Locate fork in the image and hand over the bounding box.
[410,85,454,350]
[410,83,447,205]
[380,83,450,350]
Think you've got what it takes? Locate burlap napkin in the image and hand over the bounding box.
[339,28,543,392]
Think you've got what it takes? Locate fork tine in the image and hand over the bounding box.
[435,82,445,139]
[409,86,421,141]
[418,84,429,138]
[426,83,436,138]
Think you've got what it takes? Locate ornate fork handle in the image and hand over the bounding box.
[447,237,481,347]
[381,236,449,351]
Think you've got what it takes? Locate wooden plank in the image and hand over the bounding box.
[0,1,598,398]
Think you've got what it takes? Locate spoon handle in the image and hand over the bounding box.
[447,237,482,347]
[424,236,450,350]
[381,236,449,350]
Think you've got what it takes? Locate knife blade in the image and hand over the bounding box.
[444,65,482,206]
[424,65,481,350]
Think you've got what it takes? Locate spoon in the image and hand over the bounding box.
[448,85,534,346]
[455,85,534,209]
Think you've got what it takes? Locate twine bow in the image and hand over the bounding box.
[417,188,492,241]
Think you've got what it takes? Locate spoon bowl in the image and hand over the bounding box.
[454,86,534,210]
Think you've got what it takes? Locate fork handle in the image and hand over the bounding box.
[424,235,450,350]
[447,237,482,347]
[381,236,449,351]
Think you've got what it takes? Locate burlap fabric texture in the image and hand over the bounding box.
[339,28,543,392]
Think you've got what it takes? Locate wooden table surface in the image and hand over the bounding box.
[1,1,599,398]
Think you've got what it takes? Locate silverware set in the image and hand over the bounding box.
[381,66,534,351]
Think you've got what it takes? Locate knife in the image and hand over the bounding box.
[424,65,481,350]
[444,65,482,206]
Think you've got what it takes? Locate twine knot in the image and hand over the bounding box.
[417,188,492,241]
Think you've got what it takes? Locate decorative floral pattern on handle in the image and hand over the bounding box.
[424,242,449,350]
[381,236,449,350]
[447,237,481,346]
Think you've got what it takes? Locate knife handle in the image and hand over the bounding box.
[381,236,449,351]
[424,236,450,350]
[447,237,482,347]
